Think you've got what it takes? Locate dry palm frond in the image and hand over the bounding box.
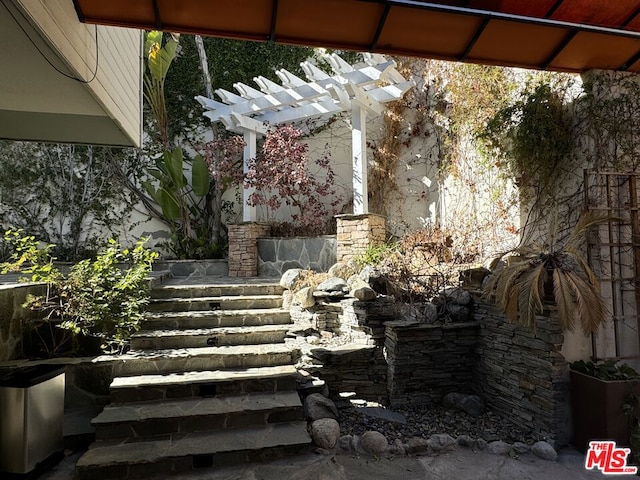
[565,211,620,253]
[489,260,533,312]
[516,262,546,331]
[552,268,577,332]
[563,270,606,335]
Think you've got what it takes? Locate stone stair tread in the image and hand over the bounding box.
[150,294,283,304]
[132,324,291,339]
[92,391,302,425]
[145,308,290,319]
[94,343,296,363]
[110,365,298,390]
[76,421,311,468]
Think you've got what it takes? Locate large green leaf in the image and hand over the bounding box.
[192,154,210,197]
[141,180,160,203]
[145,31,179,83]
[164,148,187,189]
[159,188,181,220]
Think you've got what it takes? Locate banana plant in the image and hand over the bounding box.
[144,31,180,150]
[142,147,211,241]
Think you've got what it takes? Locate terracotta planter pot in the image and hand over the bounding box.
[571,370,640,452]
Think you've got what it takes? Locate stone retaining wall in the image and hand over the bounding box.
[336,214,386,263]
[385,321,479,406]
[227,223,271,277]
[0,283,45,361]
[154,260,228,277]
[258,237,336,277]
[473,298,570,445]
[308,344,388,403]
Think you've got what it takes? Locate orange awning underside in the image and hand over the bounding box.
[72,0,640,73]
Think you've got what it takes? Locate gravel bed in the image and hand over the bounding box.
[338,403,540,445]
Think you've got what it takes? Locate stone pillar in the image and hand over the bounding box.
[227,223,271,277]
[335,214,386,263]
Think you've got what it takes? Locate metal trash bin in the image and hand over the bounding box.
[0,364,65,475]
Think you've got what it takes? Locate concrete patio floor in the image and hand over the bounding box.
[40,447,631,480]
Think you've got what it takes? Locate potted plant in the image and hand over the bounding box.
[571,359,640,452]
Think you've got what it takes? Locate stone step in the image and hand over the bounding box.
[130,325,291,350]
[92,391,304,441]
[151,283,285,299]
[74,421,312,480]
[109,365,299,403]
[148,295,283,312]
[95,344,299,377]
[143,309,291,330]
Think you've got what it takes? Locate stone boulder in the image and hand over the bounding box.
[427,434,457,452]
[359,431,389,456]
[459,267,490,289]
[437,287,473,306]
[353,286,377,301]
[399,302,438,324]
[406,437,430,454]
[532,441,557,461]
[295,286,315,309]
[280,268,305,289]
[303,393,338,421]
[316,277,349,293]
[442,392,485,416]
[487,441,512,455]
[447,304,472,322]
[310,418,340,449]
[328,262,356,281]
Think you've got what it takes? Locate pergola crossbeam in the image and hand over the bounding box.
[197,53,414,219]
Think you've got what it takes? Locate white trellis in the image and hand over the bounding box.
[196,53,414,222]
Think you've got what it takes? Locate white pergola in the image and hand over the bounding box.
[196,53,414,222]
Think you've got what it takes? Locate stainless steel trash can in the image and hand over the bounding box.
[0,365,65,475]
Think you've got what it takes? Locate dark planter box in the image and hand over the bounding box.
[571,369,640,452]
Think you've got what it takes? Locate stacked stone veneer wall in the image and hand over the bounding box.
[336,214,386,263]
[227,223,271,277]
[301,297,398,403]
[0,283,45,361]
[385,321,479,406]
[257,237,337,277]
[473,298,570,445]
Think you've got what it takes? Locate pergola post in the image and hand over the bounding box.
[242,129,257,222]
[352,103,368,215]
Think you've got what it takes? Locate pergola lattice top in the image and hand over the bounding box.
[196,53,414,220]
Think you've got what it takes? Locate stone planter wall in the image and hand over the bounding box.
[154,260,228,278]
[385,321,479,407]
[0,283,45,361]
[336,214,386,263]
[473,298,570,445]
[228,223,271,277]
[257,237,337,277]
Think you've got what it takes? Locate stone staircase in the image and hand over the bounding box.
[74,279,311,480]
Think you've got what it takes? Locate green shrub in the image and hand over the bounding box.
[1,230,158,355]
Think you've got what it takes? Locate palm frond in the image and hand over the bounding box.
[492,261,533,312]
[564,270,606,335]
[552,268,576,332]
[565,212,620,253]
[517,262,545,331]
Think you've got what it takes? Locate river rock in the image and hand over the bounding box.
[316,277,349,293]
[353,286,377,301]
[359,431,389,456]
[310,418,340,449]
[280,268,304,289]
[427,434,457,452]
[532,441,557,461]
[303,393,338,421]
[295,286,315,309]
[487,441,512,455]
